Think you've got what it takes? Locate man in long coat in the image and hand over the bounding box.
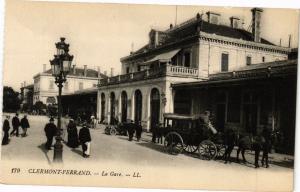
[261,126,272,168]
[44,118,57,150]
[135,121,143,142]
[67,119,79,148]
[10,113,20,137]
[2,116,10,145]
[126,120,135,141]
[79,124,91,158]
[20,115,30,137]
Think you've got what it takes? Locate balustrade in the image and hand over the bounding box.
[98,64,198,86]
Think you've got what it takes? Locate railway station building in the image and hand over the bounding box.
[97,7,294,143]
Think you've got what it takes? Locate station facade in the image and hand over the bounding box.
[97,8,292,134]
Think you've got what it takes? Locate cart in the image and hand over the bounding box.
[157,113,225,160]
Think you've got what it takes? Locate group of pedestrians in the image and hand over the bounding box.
[2,113,30,146]
[125,120,143,142]
[44,117,92,158]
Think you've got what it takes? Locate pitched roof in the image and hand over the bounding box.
[130,16,275,57]
[43,67,107,78]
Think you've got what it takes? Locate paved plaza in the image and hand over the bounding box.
[1,113,294,170]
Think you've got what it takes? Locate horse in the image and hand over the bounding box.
[236,128,277,167]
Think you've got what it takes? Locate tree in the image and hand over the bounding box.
[3,86,21,112]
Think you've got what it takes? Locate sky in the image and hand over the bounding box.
[3,0,299,91]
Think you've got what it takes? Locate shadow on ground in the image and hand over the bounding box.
[136,142,168,154]
[70,148,83,157]
[37,144,51,165]
[271,159,294,169]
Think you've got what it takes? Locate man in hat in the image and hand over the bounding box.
[261,126,272,168]
[135,121,143,142]
[79,123,91,158]
[20,115,30,137]
[126,119,135,141]
[44,117,57,150]
[2,115,10,145]
[10,113,20,137]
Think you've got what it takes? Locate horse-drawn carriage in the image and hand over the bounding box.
[155,113,225,160]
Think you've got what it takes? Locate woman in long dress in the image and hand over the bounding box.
[67,119,79,148]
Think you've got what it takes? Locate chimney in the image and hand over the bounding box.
[97,66,101,78]
[170,23,173,29]
[21,83,23,88]
[251,8,263,43]
[24,81,26,87]
[149,30,159,48]
[84,65,87,76]
[130,42,134,54]
[110,68,114,77]
[72,65,76,75]
[230,17,241,29]
[43,64,46,72]
[206,11,220,24]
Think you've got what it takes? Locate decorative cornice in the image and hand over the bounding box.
[200,32,291,54]
[33,73,99,80]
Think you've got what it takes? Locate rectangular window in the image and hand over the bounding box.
[126,67,130,74]
[79,82,83,90]
[221,53,229,72]
[246,56,252,65]
[171,56,178,66]
[137,65,141,72]
[183,52,191,67]
[262,56,265,62]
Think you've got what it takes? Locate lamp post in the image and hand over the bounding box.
[49,37,74,163]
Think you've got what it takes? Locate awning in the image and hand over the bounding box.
[143,49,180,65]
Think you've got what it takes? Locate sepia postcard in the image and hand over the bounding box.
[0,0,299,191]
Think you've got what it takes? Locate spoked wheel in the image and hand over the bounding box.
[110,127,117,135]
[216,144,226,158]
[198,140,217,160]
[183,144,199,153]
[164,132,184,155]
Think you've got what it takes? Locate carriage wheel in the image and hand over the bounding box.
[216,144,226,158]
[183,144,199,153]
[104,126,110,135]
[164,132,184,155]
[198,140,217,160]
[110,127,117,135]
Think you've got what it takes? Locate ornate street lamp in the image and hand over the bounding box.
[49,37,74,163]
